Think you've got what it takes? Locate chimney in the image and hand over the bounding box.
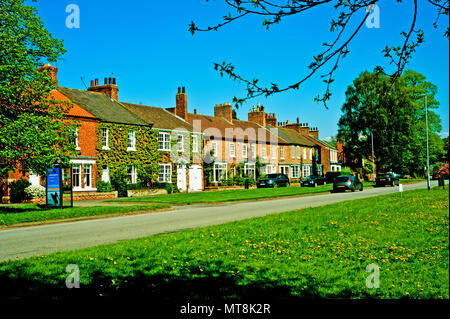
[175,87,188,120]
[88,77,119,101]
[214,103,233,123]
[38,64,58,86]
[309,127,319,138]
[194,109,197,115]
[266,113,277,127]
[248,104,266,127]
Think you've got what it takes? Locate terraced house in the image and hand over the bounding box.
[121,88,203,192]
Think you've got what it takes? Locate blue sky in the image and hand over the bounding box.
[33,0,449,140]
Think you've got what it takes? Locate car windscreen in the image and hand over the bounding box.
[336,176,351,182]
[266,174,278,179]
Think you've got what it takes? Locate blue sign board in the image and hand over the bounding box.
[47,166,62,208]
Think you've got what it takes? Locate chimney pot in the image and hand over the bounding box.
[95,79,99,86]
[194,109,197,114]
[113,78,116,85]
[91,80,94,87]
[182,87,185,93]
[297,117,299,124]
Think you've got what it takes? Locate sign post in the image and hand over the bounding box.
[399,183,403,198]
[46,165,63,209]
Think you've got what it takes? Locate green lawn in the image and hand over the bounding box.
[108,179,424,204]
[0,186,447,301]
[0,204,170,226]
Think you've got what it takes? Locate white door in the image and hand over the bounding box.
[29,172,40,186]
[177,164,187,191]
[189,165,202,192]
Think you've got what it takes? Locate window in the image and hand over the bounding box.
[303,148,307,160]
[177,135,184,152]
[101,165,110,182]
[211,142,218,156]
[242,144,247,158]
[244,163,256,178]
[127,165,137,184]
[213,163,227,182]
[250,144,256,159]
[229,143,235,158]
[302,165,311,178]
[291,145,295,159]
[74,128,80,150]
[158,164,172,183]
[127,130,136,151]
[310,148,312,160]
[192,135,198,153]
[73,165,80,188]
[291,165,300,178]
[297,146,300,159]
[158,132,170,151]
[280,147,285,160]
[84,164,92,188]
[101,128,109,149]
[262,145,267,158]
[271,146,276,160]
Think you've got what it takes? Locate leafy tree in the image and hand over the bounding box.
[0,0,76,179]
[337,69,442,176]
[190,0,448,108]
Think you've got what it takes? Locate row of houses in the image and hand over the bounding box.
[5,65,342,198]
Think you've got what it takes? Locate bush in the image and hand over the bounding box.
[9,179,32,203]
[96,181,113,193]
[111,179,127,198]
[159,182,173,194]
[126,183,143,191]
[24,185,46,199]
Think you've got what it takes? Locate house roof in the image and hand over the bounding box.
[50,90,97,119]
[267,125,316,147]
[186,113,289,145]
[121,102,193,131]
[308,135,337,150]
[57,87,149,126]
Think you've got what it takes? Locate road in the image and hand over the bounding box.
[0,181,441,262]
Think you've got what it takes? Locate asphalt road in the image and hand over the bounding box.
[0,181,441,262]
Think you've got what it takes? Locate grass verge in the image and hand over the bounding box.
[0,186,447,301]
[0,204,170,227]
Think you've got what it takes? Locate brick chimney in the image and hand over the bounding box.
[88,77,119,101]
[175,87,188,120]
[266,113,277,127]
[309,127,319,138]
[214,103,233,123]
[248,103,266,127]
[38,64,58,86]
[285,117,303,133]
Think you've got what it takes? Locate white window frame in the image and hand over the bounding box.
[158,132,170,151]
[213,163,227,183]
[244,163,256,179]
[127,165,137,184]
[303,148,307,160]
[101,165,110,183]
[158,164,172,183]
[262,145,267,159]
[310,148,313,160]
[297,146,300,159]
[211,141,218,156]
[127,130,136,151]
[177,134,184,152]
[229,142,235,158]
[271,145,276,160]
[250,144,256,159]
[192,135,199,153]
[280,147,285,160]
[73,164,81,188]
[242,144,247,158]
[291,165,300,178]
[101,128,109,150]
[74,128,80,150]
[291,145,295,159]
[84,164,92,188]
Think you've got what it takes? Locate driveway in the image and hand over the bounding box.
[0,181,442,262]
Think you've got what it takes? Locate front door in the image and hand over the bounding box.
[189,165,202,192]
[177,164,187,192]
[280,166,288,176]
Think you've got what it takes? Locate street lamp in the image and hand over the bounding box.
[420,94,431,190]
[371,129,376,182]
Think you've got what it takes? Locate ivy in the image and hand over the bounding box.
[96,123,162,188]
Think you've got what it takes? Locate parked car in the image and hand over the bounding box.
[325,171,342,184]
[375,173,400,187]
[301,175,326,187]
[256,174,290,188]
[332,175,363,192]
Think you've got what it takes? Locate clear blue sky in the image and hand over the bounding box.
[32,0,449,140]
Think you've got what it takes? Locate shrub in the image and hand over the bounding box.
[126,183,143,191]
[96,181,113,193]
[24,185,46,199]
[9,179,32,203]
[160,182,173,194]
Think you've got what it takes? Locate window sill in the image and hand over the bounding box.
[127,147,136,152]
[102,146,110,150]
[73,187,97,192]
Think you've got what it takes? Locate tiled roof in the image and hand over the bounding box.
[51,90,96,119]
[57,87,149,126]
[268,125,316,147]
[121,102,193,131]
[187,113,289,145]
[308,135,337,150]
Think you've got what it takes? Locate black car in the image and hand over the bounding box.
[375,173,400,187]
[301,175,326,187]
[257,173,290,188]
[332,175,363,192]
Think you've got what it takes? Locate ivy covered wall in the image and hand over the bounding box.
[96,123,162,187]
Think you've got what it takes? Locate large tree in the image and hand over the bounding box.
[190,0,449,108]
[0,0,76,180]
[337,69,442,176]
